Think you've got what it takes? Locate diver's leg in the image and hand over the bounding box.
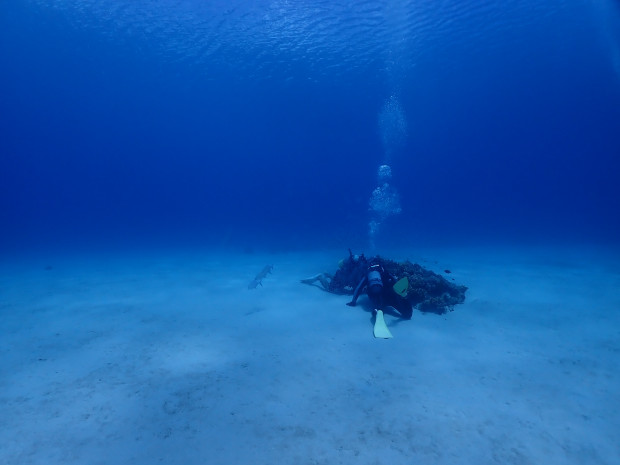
[301,273,331,290]
[300,273,323,284]
[388,293,413,319]
[317,274,331,289]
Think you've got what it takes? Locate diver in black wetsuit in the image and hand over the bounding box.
[346,260,413,319]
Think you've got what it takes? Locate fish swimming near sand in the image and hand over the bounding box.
[247,279,261,290]
[248,265,273,289]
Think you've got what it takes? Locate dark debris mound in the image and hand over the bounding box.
[377,257,468,314]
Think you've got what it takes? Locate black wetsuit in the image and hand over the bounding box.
[347,264,413,319]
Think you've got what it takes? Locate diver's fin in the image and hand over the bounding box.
[393,277,409,297]
[373,310,393,339]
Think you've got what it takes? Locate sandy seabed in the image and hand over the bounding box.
[1,244,619,465]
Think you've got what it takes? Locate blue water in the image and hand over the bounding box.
[1,0,620,252]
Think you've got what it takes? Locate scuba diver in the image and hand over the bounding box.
[301,251,412,320]
[346,260,413,320]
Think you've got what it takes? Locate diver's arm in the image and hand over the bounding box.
[346,276,366,306]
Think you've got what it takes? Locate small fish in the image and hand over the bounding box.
[247,265,273,290]
[247,279,262,290]
[255,265,273,281]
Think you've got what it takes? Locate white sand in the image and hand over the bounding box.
[1,245,619,464]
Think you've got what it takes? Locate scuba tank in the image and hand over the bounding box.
[367,263,384,295]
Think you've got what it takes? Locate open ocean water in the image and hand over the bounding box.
[2,0,619,252]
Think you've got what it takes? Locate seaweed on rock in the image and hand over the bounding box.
[312,252,467,314]
[375,257,467,314]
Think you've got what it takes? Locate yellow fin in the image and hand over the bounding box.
[393,277,409,297]
[373,310,393,339]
